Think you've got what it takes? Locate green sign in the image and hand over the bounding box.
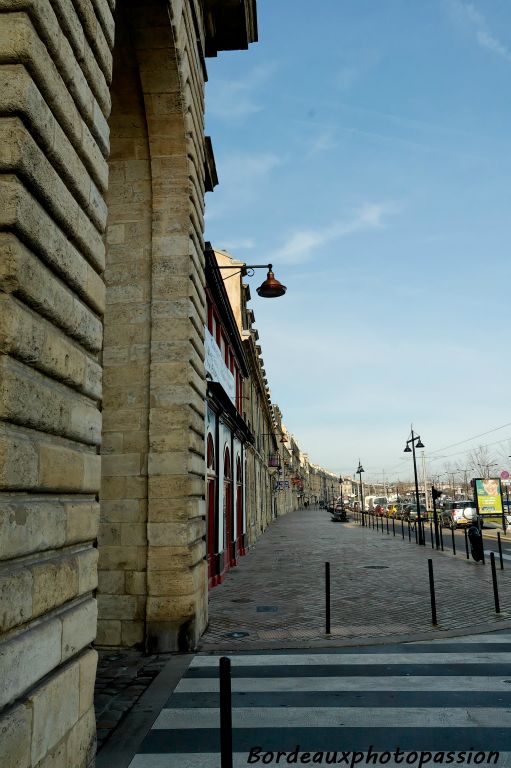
[475,478,503,516]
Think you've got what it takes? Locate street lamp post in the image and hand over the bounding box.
[404,429,425,545]
[356,461,365,525]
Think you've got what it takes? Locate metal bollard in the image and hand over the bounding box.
[490,552,501,614]
[325,562,331,634]
[430,521,434,549]
[481,529,486,565]
[392,518,396,537]
[408,520,411,541]
[386,517,389,535]
[220,657,233,768]
[414,521,418,544]
[451,527,456,556]
[428,559,438,626]
[464,528,469,559]
[439,525,444,552]
[498,532,504,570]
[401,518,404,540]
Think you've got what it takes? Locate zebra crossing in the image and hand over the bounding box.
[128,633,511,767]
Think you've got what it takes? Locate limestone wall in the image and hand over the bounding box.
[0,0,113,763]
[98,0,208,653]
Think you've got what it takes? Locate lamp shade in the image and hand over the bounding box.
[416,439,425,449]
[403,445,412,453]
[256,266,287,298]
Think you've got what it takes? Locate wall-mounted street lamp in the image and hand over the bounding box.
[213,262,287,298]
[404,428,425,545]
[356,461,365,525]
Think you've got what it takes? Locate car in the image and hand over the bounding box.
[403,503,428,522]
[439,500,479,529]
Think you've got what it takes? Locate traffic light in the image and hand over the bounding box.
[432,486,442,501]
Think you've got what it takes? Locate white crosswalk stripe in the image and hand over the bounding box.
[128,633,511,768]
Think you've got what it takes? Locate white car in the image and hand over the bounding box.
[440,501,479,529]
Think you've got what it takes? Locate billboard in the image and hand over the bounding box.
[474,478,503,516]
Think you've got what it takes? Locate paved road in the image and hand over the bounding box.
[128,632,511,767]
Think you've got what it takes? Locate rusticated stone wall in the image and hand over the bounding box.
[0,0,257,763]
[0,0,112,763]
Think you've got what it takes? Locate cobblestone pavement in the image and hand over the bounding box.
[94,649,170,751]
[200,507,511,651]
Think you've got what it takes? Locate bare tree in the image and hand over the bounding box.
[466,444,498,478]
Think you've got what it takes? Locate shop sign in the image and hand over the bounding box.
[204,326,235,402]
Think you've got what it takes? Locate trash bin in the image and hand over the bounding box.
[467,524,484,562]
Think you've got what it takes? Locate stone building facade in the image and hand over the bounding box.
[0,1,257,766]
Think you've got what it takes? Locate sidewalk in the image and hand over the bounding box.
[199,506,511,650]
[96,506,511,766]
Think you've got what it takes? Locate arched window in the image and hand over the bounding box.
[224,447,231,479]
[207,433,215,471]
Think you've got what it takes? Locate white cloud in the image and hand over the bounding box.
[308,128,338,155]
[448,1,511,62]
[205,150,281,223]
[269,202,400,265]
[206,64,275,120]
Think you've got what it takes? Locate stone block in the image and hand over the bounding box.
[125,570,147,595]
[0,233,103,355]
[147,519,204,547]
[0,566,33,632]
[97,569,125,595]
[66,499,100,545]
[77,547,98,593]
[0,497,66,560]
[61,598,97,661]
[66,706,96,768]
[38,442,99,492]
[0,425,39,489]
[120,522,146,546]
[121,620,144,647]
[98,521,121,546]
[0,617,62,709]
[0,175,105,315]
[29,659,80,765]
[95,619,121,645]
[100,498,146,523]
[98,545,146,571]
[101,452,141,477]
[0,355,102,446]
[78,649,97,717]
[0,701,32,768]
[32,554,79,617]
[97,593,138,621]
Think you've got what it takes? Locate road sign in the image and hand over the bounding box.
[501,471,510,480]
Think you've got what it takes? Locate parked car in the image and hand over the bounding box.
[403,503,428,521]
[440,500,480,529]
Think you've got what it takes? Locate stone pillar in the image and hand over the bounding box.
[98,0,208,653]
[0,0,114,764]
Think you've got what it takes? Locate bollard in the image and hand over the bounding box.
[408,520,411,541]
[392,518,396,537]
[428,559,438,626]
[451,527,456,556]
[464,528,470,559]
[414,521,418,544]
[401,518,404,540]
[430,521,434,549]
[386,516,389,535]
[481,528,486,565]
[220,657,233,768]
[439,525,444,552]
[490,552,501,614]
[498,532,504,570]
[325,561,331,634]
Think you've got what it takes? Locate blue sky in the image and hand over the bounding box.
[204,0,511,485]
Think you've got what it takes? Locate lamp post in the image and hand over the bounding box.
[339,476,344,511]
[404,429,425,545]
[356,461,365,525]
